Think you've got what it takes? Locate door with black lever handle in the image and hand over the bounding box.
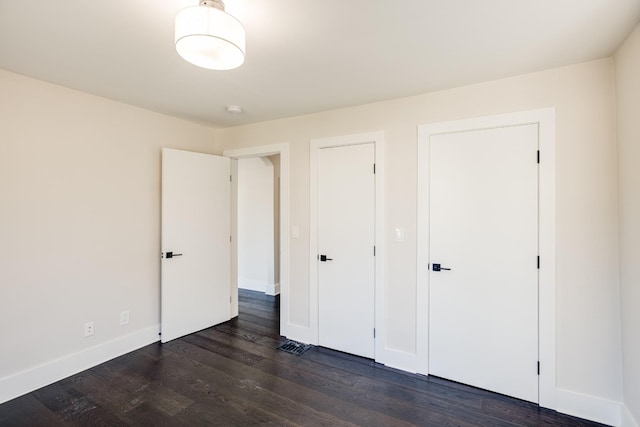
[432,263,451,271]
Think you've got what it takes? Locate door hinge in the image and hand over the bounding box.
[537,256,540,269]
[230,235,232,243]
[373,246,376,256]
[373,163,376,174]
[537,361,540,375]
[230,174,232,182]
[373,328,376,338]
[537,150,540,164]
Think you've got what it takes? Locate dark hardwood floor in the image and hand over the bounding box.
[0,290,606,426]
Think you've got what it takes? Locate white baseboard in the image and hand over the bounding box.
[238,277,267,293]
[556,388,622,426]
[239,278,279,295]
[5,323,632,427]
[266,282,280,296]
[622,405,640,427]
[0,325,160,404]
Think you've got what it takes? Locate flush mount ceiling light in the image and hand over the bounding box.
[175,0,245,70]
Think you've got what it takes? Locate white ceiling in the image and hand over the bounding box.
[1,0,639,128]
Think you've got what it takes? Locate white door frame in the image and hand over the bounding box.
[416,108,557,409]
[309,132,385,360]
[223,144,293,338]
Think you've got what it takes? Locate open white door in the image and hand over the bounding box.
[161,148,231,343]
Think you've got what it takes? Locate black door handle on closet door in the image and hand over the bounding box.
[320,255,333,262]
[165,251,183,259]
[432,263,451,271]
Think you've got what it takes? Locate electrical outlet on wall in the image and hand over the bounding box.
[120,310,130,325]
[84,321,95,337]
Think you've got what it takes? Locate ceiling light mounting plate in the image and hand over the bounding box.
[200,0,225,11]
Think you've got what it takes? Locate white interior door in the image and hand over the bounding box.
[318,143,375,358]
[161,148,231,343]
[429,125,539,403]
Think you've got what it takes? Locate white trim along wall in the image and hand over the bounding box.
[0,326,159,404]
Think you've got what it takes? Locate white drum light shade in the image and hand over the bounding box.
[175,3,245,70]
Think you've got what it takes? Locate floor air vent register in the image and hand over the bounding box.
[277,340,313,356]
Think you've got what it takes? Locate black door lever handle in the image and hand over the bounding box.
[432,263,451,271]
[165,251,183,259]
[320,255,333,262]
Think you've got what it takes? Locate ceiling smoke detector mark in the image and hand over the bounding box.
[226,105,243,114]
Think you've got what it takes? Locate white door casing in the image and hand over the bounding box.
[428,124,539,403]
[317,143,375,358]
[161,148,231,343]
[417,108,556,409]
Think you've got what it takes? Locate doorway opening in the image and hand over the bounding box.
[223,143,291,339]
[237,156,281,297]
[236,155,282,338]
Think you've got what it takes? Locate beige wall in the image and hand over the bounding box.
[0,55,628,421]
[615,22,640,425]
[219,58,623,405]
[0,69,219,381]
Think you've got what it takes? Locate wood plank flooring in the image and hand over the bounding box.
[0,290,606,426]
